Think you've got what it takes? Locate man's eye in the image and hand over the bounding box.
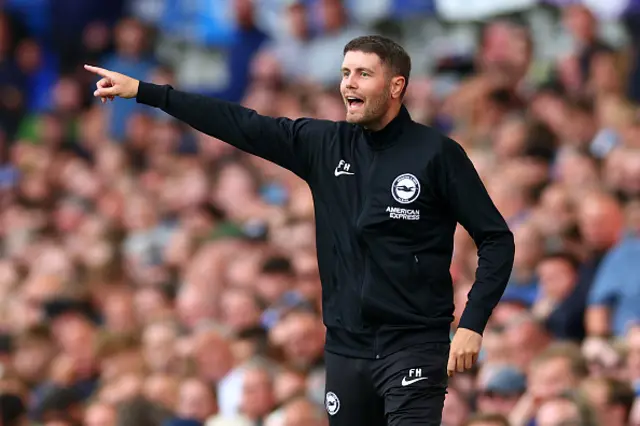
[361,72,369,77]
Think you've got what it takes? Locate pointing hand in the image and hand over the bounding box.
[84,64,140,103]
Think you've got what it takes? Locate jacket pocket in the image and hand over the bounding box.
[411,253,423,285]
[413,252,453,317]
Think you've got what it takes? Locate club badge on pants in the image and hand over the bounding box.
[325,391,340,415]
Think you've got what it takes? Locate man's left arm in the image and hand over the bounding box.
[436,137,515,373]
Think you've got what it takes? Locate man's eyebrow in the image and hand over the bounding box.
[341,67,375,74]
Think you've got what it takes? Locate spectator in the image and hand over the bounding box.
[502,312,552,370]
[238,362,277,424]
[100,17,156,141]
[535,391,598,426]
[580,376,635,426]
[476,365,526,417]
[533,251,585,341]
[171,377,218,424]
[510,342,589,426]
[586,197,640,338]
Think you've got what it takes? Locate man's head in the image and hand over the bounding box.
[274,311,325,370]
[142,320,179,373]
[12,325,55,384]
[240,363,276,420]
[503,313,551,369]
[536,252,579,303]
[581,376,635,426]
[528,342,589,402]
[536,391,598,426]
[341,35,411,130]
[576,190,623,252]
[176,377,217,422]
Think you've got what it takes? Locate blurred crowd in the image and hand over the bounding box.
[0,0,639,426]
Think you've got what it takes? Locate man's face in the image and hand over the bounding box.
[577,196,622,251]
[142,323,177,372]
[176,379,217,422]
[13,338,55,383]
[241,368,275,419]
[220,289,261,333]
[529,357,577,401]
[340,51,392,127]
[281,313,324,368]
[536,258,577,302]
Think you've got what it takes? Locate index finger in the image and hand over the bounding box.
[447,353,456,377]
[84,64,112,78]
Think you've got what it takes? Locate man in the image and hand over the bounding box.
[581,376,635,426]
[535,391,598,426]
[85,35,515,425]
[509,342,589,426]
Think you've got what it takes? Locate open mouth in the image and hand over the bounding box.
[346,96,364,109]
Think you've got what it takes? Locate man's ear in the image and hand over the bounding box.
[390,76,406,99]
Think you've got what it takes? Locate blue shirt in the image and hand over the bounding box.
[588,234,640,337]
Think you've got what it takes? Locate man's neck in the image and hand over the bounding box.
[366,103,402,132]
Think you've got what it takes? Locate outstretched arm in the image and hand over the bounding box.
[85,64,333,181]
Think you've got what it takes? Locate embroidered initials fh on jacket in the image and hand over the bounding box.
[136,82,516,359]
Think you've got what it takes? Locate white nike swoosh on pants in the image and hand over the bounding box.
[401,377,428,386]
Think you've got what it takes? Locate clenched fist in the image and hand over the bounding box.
[84,64,140,103]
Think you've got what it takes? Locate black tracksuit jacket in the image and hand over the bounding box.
[137,82,516,359]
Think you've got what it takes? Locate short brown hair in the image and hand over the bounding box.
[463,412,510,426]
[531,341,589,380]
[343,35,412,98]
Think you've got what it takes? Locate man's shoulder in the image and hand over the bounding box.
[406,120,451,152]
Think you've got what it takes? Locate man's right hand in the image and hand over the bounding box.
[84,64,140,103]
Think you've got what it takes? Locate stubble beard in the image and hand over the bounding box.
[346,86,391,128]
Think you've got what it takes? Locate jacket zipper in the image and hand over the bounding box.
[357,149,378,357]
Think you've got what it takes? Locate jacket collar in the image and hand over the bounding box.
[364,104,412,151]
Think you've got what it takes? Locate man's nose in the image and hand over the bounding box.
[344,75,357,89]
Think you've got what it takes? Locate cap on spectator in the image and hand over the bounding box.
[497,289,535,308]
[484,366,526,395]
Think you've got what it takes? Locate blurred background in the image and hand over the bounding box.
[0,0,639,426]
